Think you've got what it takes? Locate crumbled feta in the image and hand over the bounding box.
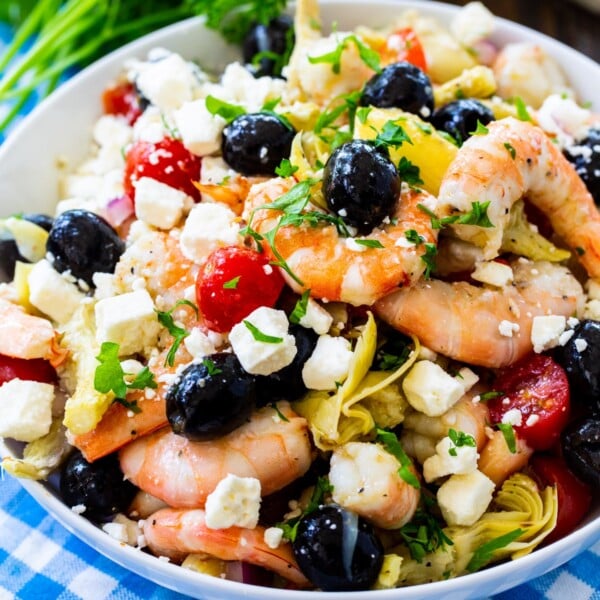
[93,114,132,149]
[302,334,354,390]
[173,99,226,157]
[136,53,196,112]
[0,379,54,442]
[298,298,333,335]
[204,474,261,529]
[456,367,479,393]
[199,156,237,186]
[345,238,368,252]
[422,435,479,482]
[526,414,540,427]
[402,360,465,417]
[229,307,297,376]
[28,259,85,324]
[531,315,566,353]
[264,527,284,549]
[575,338,589,353]
[134,177,188,229]
[92,272,116,300]
[102,522,129,543]
[502,408,523,426]
[179,203,240,264]
[132,106,167,143]
[437,470,495,526]
[95,289,161,356]
[450,2,495,46]
[537,94,591,147]
[184,328,217,360]
[471,261,513,287]
[498,320,520,337]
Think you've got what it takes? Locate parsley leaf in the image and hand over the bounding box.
[201,358,222,376]
[270,402,289,422]
[314,90,362,136]
[400,507,454,562]
[308,34,381,75]
[470,120,489,136]
[417,201,494,230]
[513,97,532,121]
[447,428,476,456]
[127,367,158,391]
[205,95,246,123]
[354,239,384,249]
[243,320,283,343]
[478,390,504,402]
[497,422,517,454]
[261,96,281,111]
[156,299,199,367]
[466,529,525,572]
[397,156,424,186]
[113,397,142,414]
[223,276,240,289]
[376,428,420,489]
[372,120,413,149]
[94,342,128,398]
[421,243,437,279]
[504,142,516,159]
[275,158,299,178]
[404,229,425,245]
[356,106,372,124]
[289,289,311,325]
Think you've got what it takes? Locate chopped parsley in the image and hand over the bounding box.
[243,320,283,343]
[261,97,281,111]
[421,243,438,279]
[497,422,517,454]
[417,201,494,230]
[354,238,384,249]
[356,106,372,124]
[470,120,489,136]
[156,299,199,367]
[399,506,454,562]
[205,95,246,123]
[404,229,425,245]
[504,142,516,159]
[270,402,289,422]
[314,90,362,137]
[308,34,381,75]
[201,358,222,376]
[376,428,421,489]
[275,158,299,178]
[478,390,504,402]
[289,289,311,325]
[447,428,476,456]
[223,276,240,289]
[397,156,424,187]
[513,96,532,121]
[466,528,525,572]
[372,120,413,150]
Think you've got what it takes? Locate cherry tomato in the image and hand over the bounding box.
[531,454,592,544]
[0,355,56,386]
[124,138,202,202]
[196,246,285,333]
[488,354,570,451]
[102,82,143,125]
[386,28,427,71]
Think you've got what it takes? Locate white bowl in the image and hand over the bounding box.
[1,1,599,598]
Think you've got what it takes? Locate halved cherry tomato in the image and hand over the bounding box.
[196,246,285,333]
[124,138,202,202]
[102,82,143,126]
[386,28,427,71]
[488,354,570,451]
[0,354,56,386]
[531,454,592,544]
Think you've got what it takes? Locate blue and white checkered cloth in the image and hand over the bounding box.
[1,15,600,600]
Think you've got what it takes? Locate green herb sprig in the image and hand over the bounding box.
[156,299,199,366]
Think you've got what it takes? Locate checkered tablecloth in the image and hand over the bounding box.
[1,12,600,600]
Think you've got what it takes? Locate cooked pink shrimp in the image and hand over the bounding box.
[119,403,312,508]
[143,507,309,587]
[0,299,66,366]
[478,429,534,487]
[375,259,584,368]
[244,178,440,306]
[329,441,420,529]
[439,117,600,278]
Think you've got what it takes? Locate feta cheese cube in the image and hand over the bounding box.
[200,156,237,185]
[179,203,240,264]
[456,367,479,393]
[184,328,217,360]
[204,474,261,529]
[136,53,196,112]
[302,334,353,390]
[229,307,297,375]
[531,315,566,353]
[402,360,465,417]
[174,99,226,157]
[450,2,495,46]
[95,290,161,356]
[423,435,479,482]
[132,106,168,143]
[0,379,54,442]
[437,470,495,526]
[93,114,132,149]
[471,261,514,287]
[298,298,333,335]
[264,527,284,549]
[134,177,189,229]
[28,259,85,324]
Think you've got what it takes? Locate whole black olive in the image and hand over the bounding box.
[555,319,600,412]
[430,99,495,145]
[293,504,384,591]
[243,15,294,78]
[564,127,600,204]
[166,352,257,440]
[221,113,296,176]
[60,450,137,521]
[561,417,600,487]
[323,139,400,234]
[46,209,125,288]
[255,324,318,405]
[360,61,434,117]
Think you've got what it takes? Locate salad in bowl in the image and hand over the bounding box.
[1,0,599,596]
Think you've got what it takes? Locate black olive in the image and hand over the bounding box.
[561,417,600,487]
[293,504,384,591]
[555,319,600,412]
[360,61,434,117]
[0,213,55,282]
[46,209,125,288]
[166,352,257,441]
[430,99,495,145]
[243,15,294,78]
[323,139,400,234]
[60,450,137,521]
[564,127,600,205]
[221,113,296,176]
[255,324,318,405]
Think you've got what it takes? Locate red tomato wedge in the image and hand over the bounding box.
[531,455,592,544]
[0,354,56,386]
[196,246,285,333]
[124,138,202,202]
[488,354,570,451]
[102,82,143,125]
[386,28,428,71]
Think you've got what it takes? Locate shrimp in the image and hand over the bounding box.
[478,429,534,487]
[439,117,600,278]
[0,299,66,367]
[143,508,309,587]
[375,259,584,368]
[244,178,440,306]
[329,441,420,529]
[119,403,312,508]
